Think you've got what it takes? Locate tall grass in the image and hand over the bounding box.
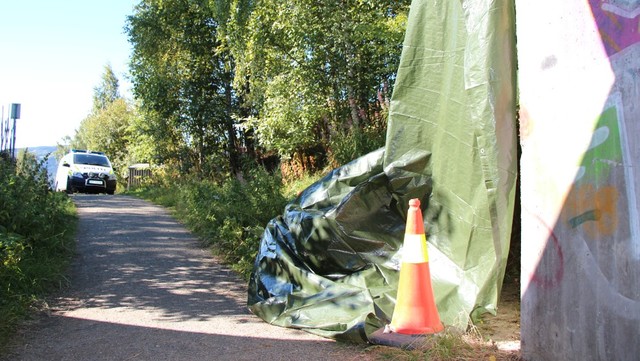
[0,152,77,349]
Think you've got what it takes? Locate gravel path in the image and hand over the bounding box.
[2,195,367,361]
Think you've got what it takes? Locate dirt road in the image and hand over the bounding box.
[3,195,366,361]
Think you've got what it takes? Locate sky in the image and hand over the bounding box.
[0,1,136,148]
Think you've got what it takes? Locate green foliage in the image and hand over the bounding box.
[0,152,76,348]
[55,136,73,161]
[125,106,160,167]
[246,71,327,156]
[69,65,140,190]
[329,124,387,167]
[184,167,287,277]
[281,169,326,200]
[126,0,242,178]
[93,64,121,112]
[77,99,135,181]
[123,0,409,178]
[230,0,409,158]
[132,165,287,278]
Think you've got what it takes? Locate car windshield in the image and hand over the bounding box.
[74,154,111,167]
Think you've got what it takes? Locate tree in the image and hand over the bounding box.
[79,99,133,173]
[71,66,135,184]
[93,64,120,112]
[126,0,243,178]
[123,0,409,179]
[228,0,410,163]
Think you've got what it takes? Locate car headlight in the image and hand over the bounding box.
[70,171,84,178]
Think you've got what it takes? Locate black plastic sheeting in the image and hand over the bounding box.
[248,148,436,342]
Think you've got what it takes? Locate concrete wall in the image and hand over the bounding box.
[517,0,640,360]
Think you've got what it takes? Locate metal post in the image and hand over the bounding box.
[9,104,21,159]
[6,112,10,152]
[11,117,16,158]
[0,105,4,152]
[3,112,7,153]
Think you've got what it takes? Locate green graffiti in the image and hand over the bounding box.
[578,106,623,186]
[568,209,601,228]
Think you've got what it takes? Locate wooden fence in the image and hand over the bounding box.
[127,163,151,190]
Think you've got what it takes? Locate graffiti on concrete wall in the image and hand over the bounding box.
[567,184,618,237]
[566,106,622,239]
[590,0,640,56]
[579,0,640,258]
[562,96,640,301]
[520,2,640,358]
[574,0,640,241]
[528,211,564,289]
[533,106,625,289]
[527,2,640,294]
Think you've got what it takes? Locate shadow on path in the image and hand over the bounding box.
[2,195,367,361]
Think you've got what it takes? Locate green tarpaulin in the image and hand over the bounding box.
[247,0,518,342]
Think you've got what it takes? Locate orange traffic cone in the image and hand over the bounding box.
[389,198,443,334]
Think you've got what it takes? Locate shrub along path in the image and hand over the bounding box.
[2,195,367,361]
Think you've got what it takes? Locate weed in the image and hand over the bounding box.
[0,151,77,351]
[281,168,327,200]
[365,329,522,361]
[328,126,386,168]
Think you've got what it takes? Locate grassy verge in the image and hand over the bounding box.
[364,329,522,360]
[0,152,78,351]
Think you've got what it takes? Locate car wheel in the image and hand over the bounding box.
[65,177,73,194]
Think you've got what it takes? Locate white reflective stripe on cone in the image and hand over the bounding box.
[401,233,429,263]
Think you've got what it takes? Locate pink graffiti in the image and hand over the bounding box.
[530,214,565,289]
[589,0,640,56]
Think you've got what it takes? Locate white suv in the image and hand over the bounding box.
[55,150,117,194]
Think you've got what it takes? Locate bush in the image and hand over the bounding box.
[0,152,76,348]
[182,167,288,277]
[328,125,386,167]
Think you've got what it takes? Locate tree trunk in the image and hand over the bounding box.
[225,77,241,179]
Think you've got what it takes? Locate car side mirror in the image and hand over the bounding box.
[63,162,70,167]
